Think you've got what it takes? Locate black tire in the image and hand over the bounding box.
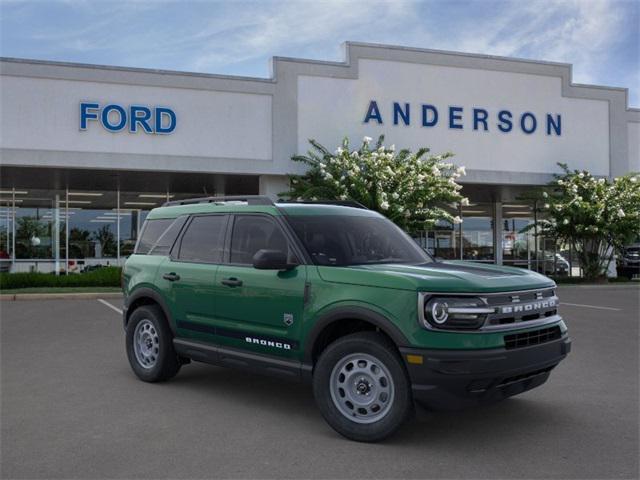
[126,304,181,382]
[313,332,413,442]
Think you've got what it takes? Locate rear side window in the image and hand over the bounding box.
[178,215,227,263]
[148,216,188,255]
[135,219,174,255]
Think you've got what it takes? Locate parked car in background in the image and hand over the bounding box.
[617,243,640,279]
[542,253,570,276]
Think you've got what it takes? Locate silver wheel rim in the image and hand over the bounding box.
[133,319,159,369]
[329,352,395,424]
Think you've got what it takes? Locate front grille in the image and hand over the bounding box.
[485,288,558,327]
[504,326,562,350]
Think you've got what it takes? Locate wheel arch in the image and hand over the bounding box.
[125,287,175,335]
[304,306,409,365]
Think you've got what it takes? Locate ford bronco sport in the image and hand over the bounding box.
[122,196,571,442]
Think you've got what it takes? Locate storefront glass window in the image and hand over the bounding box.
[462,204,494,262]
[502,203,535,269]
[421,203,460,260]
[119,191,169,260]
[13,189,66,270]
[0,194,16,272]
[0,182,263,273]
[427,219,458,260]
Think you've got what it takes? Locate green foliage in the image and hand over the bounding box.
[15,216,50,259]
[0,267,121,290]
[282,135,467,231]
[534,163,640,280]
[92,225,117,257]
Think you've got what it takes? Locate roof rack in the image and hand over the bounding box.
[162,195,274,207]
[276,199,369,210]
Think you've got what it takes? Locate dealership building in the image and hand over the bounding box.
[0,42,638,273]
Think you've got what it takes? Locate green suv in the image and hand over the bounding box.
[122,196,571,442]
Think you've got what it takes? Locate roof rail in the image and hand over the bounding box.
[276,199,369,210]
[162,195,274,207]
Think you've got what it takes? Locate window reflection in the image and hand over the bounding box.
[0,182,262,273]
[502,203,534,268]
[0,201,13,272]
[119,191,168,259]
[462,204,494,262]
[427,219,458,260]
[14,190,63,261]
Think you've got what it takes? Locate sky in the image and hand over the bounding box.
[1,0,638,106]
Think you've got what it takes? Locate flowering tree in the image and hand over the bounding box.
[282,135,468,231]
[536,163,640,280]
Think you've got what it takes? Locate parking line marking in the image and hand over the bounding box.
[561,302,621,311]
[97,299,123,315]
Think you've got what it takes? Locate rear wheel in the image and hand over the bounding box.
[313,332,413,442]
[126,305,180,382]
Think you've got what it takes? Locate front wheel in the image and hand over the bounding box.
[313,332,413,442]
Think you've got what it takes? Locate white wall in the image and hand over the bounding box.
[298,59,611,177]
[0,76,272,161]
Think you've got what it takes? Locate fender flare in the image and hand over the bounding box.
[303,306,410,364]
[125,287,176,335]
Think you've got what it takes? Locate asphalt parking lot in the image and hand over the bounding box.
[1,285,638,479]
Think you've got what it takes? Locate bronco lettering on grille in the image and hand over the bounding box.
[500,298,557,315]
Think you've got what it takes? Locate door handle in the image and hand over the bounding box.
[221,277,243,287]
[162,272,181,282]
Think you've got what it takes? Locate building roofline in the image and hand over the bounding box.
[1,40,637,109]
[0,56,274,84]
[345,41,574,69]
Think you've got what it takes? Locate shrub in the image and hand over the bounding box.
[283,135,466,231]
[0,267,121,290]
[534,164,640,281]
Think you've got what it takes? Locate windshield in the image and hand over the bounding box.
[285,214,432,266]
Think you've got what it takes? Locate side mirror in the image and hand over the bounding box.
[252,249,296,271]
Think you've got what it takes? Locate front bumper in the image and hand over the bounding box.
[400,335,571,410]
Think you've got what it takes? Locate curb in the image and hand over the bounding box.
[0,292,123,301]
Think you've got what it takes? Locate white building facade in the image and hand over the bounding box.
[1,42,638,273]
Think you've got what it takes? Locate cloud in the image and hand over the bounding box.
[390,0,627,86]
[1,0,635,103]
[185,0,417,72]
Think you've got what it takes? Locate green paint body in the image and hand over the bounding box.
[124,203,566,360]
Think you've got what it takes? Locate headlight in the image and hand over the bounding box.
[422,296,494,330]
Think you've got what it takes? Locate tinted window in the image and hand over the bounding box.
[286,215,431,266]
[230,215,290,264]
[135,219,173,254]
[148,216,187,255]
[178,215,227,263]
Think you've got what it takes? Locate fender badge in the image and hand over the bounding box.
[283,313,294,327]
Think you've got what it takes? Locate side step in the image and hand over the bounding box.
[173,338,312,382]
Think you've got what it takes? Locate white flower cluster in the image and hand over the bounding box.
[288,135,466,228]
[538,165,640,278]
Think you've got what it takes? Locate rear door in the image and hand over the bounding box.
[212,214,307,358]
[160,214,229,342]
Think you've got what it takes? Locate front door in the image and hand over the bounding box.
[213,214,306,358]
[160,214,228,343]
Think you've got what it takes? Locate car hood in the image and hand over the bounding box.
[316,260,555,293]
